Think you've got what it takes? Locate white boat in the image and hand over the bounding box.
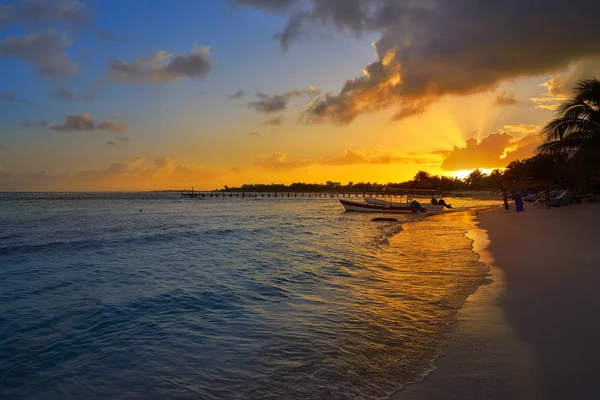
[341,191,451,213]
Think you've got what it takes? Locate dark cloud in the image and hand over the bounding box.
[51,112,95,131]
[264,115,284,126]
[440,132,541,170]
[2,92,16,102]
[253,0,600,124]
[495,92,518,106]
[49,87,92,101]
[248,87,318,113]
[51,113,127,132]
[227,90,245,99]
[22,120,47,127]
[230,0,299,12]
[274,11,309,51]
[391,101,428,121]
[106,135,131,146]
[108,47,212,83]
[2,91,32,104]
[0,5,10,26]
[0,0,115,42]
[249,131,262,137]
[1,29,78,80]
[3,0,91,28]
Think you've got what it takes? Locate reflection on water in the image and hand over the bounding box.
[0,193,499,399]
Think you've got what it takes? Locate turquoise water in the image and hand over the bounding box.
[0,193,498,399]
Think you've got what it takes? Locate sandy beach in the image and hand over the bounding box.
[394,203,600,399]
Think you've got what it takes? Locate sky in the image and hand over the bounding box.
[0,0,599,191]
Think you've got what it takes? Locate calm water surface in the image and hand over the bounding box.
[0,193,500,399]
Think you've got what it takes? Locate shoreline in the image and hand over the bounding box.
[392,203,600,399]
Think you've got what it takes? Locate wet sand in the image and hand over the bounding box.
[394,203,600,399]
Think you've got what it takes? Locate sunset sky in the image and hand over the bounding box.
[1,0,599,191]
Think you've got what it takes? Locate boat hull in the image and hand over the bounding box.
[340,199,443,213]
[364,197,447,211]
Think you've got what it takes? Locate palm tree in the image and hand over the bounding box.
[537,78,600,155]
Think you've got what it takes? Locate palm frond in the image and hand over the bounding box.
[574,78,600,110]
[536,138,583,154]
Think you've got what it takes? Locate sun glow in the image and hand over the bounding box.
[449,168,498,180]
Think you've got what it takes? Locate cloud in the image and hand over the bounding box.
[108,47,212,83]
[51,112,95,131]
[391,101,428,121]
[51,113,127,132]
[439,132,542,170]
[532,58,600,110]
[154,156,174,169]
[2,91,32,104]
[227,90,245,99]
[2,0,90,28]
[230,0,299,12]
[249,131,262,137]
[504,134,543,162]
[322,148,429,166]
[253,0,600,124]
[0,5,10,26]
[2,92,16,102]
[22,120,48,127]
[49,87,93,102]
[495,92,518,106]
[258,152,312,171]
[0,29,78,80]
[501,124,541,138]
[0,0,114,42]
[248,87,319,113]
[264,115,284,126]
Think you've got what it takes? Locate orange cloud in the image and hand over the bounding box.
[258,152,312,171]
[440,132,542,170]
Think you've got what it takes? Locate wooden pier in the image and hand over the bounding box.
[181,190,417,199]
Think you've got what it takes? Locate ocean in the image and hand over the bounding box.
[0,193,500,399]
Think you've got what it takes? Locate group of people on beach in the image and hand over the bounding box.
[409,197,453,212]
[430,197,452,208]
